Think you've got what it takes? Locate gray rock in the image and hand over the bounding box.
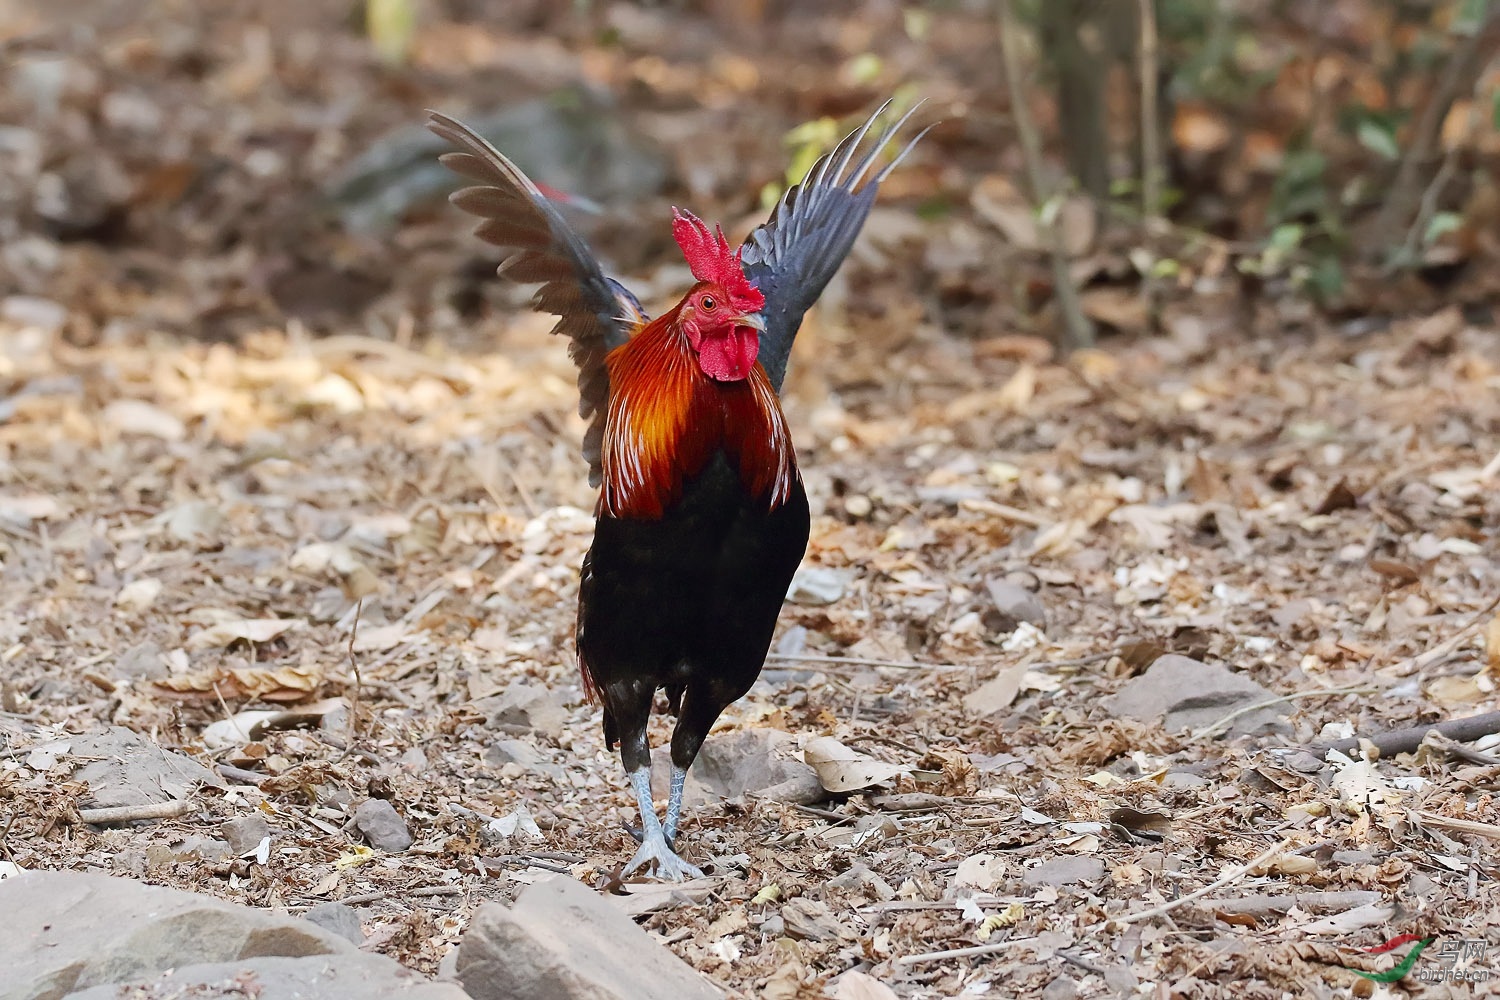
[985,578,1047,633]
[488,681,570,738]
[779,898,847,942]
[59,953,467,1000]
[486,738,564,782]
[0,870,356,1000]
[303,901,364,945]
[1020,857,1105,888]
[160,836,231,863]
[353,799,412,853]
[1104,655,1289,737]
[1041,976,1079,1000]
[654,729,822,807]
[455,875,722,1000]
[69,727,223,811]
[220,814,272,857]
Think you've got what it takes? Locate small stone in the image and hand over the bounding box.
[60,954,467,999]
[843,495,873,518]
[69,727,223,812]
[0,870,358,998]
[984,578,1047,633]
[487,681,569,738]
[1104,655,1289,737]
[1160,769,1211,790]
[1021,856,1104,888]
[785,566,849,606]
[1332,850,1375,866]
[485,739,539,770]
[2,295,67,331]
[1041,976,1079,1000]
[652,728,822,807]
[303,901,364,945]
[353,799,412,853]
[220,814,271,857]
[780,898,847,942]
[455,876,722,1000]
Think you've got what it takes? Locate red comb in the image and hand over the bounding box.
[671,208,765,312]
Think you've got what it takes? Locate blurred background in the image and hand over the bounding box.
[3,0,1497,356]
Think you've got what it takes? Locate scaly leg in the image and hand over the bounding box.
[622,766,702,881]
[662,764,689,844]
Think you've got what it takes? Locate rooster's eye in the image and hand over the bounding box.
[700,296,716,311]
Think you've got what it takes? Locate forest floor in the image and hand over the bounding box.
[3,2,1500,998]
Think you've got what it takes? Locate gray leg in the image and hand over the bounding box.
[622,766,703,881]
[662,764,689,844]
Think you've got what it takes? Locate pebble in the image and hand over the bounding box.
[353,799,412,853]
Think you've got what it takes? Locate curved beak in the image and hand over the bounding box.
[737,313,766,334]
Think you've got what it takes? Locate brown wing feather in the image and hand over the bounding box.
[427,111,646,487]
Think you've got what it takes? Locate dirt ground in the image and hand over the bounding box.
[2,2,1499,998]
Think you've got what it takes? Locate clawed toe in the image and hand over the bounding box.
[623,831,703,881]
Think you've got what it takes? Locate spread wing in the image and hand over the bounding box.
[740,100,931,392]
[427,110,645,488]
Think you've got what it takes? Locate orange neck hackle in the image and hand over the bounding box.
[599,306,796,521]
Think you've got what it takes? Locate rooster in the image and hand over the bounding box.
[429,100,926,879]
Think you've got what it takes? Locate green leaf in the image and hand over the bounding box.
[1269,223,1304,253]
[902,8,932,41]
[843,53,883,87]
[366,0,417,66]
[1423,211,1463,245]
[1454,0,1489,35]
[1356,119,1400,161]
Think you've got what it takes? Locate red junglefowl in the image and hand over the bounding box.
[429,100,927,880]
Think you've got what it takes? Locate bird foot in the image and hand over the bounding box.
[623,827,703,882]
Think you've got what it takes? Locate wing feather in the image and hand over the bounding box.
[427,110,645,487]
[740,101,931,391]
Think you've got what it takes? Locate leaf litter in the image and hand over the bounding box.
[1,3,1499,998]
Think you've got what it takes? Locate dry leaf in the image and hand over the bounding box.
[833,971,900,1000]
[963,661,1028,716]
[188,617,304,649]
[1486,613,1500,677]
[101,399,185,440]
[152,665,323,703]
[803,736,907,793]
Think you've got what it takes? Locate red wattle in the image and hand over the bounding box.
[695,325,759,381]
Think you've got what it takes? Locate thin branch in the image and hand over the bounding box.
[1367,5,1500,257]
[1191,684,1376,741]
[996,0,1095,349]
[1137,0,1164,328]
[1311,710,1500,760]
[78,800,196,825]
[896,935,1039,967]
[1415,811,1500,843]
[1116,837,1293,924]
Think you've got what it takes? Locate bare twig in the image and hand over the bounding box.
[1117,838,1293,925]
[1381,592,1500,677]
[764,651,1112,673]
[1191,684,1377,741]
[215,764,271,786]
[1415,811,1500,843]
[78,800,196,825]
[896,935,1039,967]
[996,0,1095,349]
[1368,4,1500,258]
[1136,0,1164,327]
[1312,711,1500,760]
[1207,890,1383,917]
[348,596,364,740]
